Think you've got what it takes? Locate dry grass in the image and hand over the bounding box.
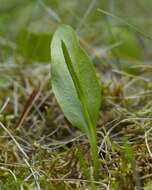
[0,0,152,189]
[0,61,152,189]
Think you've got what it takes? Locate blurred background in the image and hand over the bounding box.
[0,0,152,66]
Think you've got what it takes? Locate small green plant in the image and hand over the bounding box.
[50,24,101,178]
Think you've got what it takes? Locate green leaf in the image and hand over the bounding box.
[106,27,143,60]
[0,78,9,88]
[50,24,101,178]
[17,28,52,62]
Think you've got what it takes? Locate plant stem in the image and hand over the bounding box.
[88,124,99,180]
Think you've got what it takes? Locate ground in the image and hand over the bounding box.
[0,0,152,189]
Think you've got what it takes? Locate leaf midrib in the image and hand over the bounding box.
[61,40,95,133]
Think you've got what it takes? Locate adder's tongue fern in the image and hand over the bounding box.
[50,24,102,179]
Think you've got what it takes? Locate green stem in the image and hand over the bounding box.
[88,122,99,180]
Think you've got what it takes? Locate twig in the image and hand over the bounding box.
[15,87,40,129]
